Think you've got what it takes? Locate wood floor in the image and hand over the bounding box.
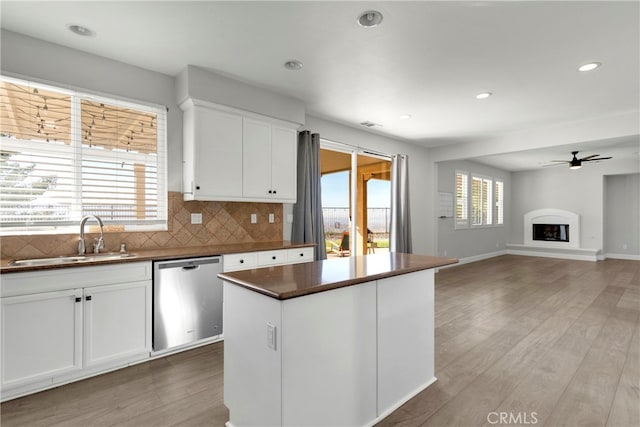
[2,255,638,427]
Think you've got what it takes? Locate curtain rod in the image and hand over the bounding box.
[318,136,393,159]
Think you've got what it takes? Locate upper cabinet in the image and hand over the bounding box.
[243,119,297,201]
[181,99,298,203]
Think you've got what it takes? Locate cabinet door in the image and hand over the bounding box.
[193,108,243,199]
[84,281,151,369]
[271,125,297,202]
[1,289,83,389]
[242,118,272,199]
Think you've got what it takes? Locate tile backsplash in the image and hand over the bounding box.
[1,192,283,260]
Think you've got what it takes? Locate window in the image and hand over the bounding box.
[455,171,468,228]
[0,76,167,234]
[471,175,492,226]
[495,180,504,225]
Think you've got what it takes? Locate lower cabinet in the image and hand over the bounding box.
[0,262,152,401]
[83,281,151,369]
[1,289,83,389]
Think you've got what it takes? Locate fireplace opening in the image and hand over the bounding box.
[533,224,569,242]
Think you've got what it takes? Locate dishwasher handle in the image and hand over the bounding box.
[156,257,221,270]
[182,265,199,271]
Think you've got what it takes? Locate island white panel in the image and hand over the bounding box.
[223,283,282,426]
[377,269,435,415]
[281,282,377,426]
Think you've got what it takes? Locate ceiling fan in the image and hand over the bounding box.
[548,151,612,170]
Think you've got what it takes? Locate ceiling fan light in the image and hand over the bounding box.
[570,164,582,170]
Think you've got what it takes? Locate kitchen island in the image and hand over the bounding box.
[218,252,457,427]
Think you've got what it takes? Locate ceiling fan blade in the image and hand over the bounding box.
[549,160,571,163]
[579,154,600,160]
[543,162,567,167]
[583,156,612,162]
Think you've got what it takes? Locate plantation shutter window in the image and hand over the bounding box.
[0,76,167,234]
[495,180,504,225]
[455,171,468,229]
[471,175,492,226]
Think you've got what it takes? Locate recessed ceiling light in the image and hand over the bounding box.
[357,10,383,27]
[67,24,95,37]
[399,114,412,120]
[476,92,492,100]
[284,60,303,71]
[578,62,602,72]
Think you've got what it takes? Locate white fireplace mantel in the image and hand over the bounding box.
[524,208,580,249]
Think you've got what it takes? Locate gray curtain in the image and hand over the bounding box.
[390,154,412,253]
[292,131,327,260]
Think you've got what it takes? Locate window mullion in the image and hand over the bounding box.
[71,95,83,221]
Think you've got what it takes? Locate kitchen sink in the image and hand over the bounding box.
[9,253,137,267]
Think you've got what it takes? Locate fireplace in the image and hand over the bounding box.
[533,224,569,242]
[524,209,580,249]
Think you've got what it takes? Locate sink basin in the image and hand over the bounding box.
[9,253,137,267]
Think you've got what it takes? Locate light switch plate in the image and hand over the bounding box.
[251,214,257,224]
[269,213,275,223]
[191,213,202,224]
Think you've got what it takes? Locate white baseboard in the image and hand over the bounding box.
[505,243,601,261]
[437,250,507,270]
[604,253,640,261]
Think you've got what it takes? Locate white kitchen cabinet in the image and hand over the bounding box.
[182,100,243,201]
[83,281,151,369]
[243,119,297,202]
[0,262,152,401]
[1,289,83,390]
[181,98,298,203]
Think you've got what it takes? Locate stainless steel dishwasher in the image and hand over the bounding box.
[153,256,223,352]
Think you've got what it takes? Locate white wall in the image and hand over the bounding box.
[1,30,184,192]
[510,158,640,251]
[436,160,511,259]
[303,116,436,256]
[604,173,640,258]
[176,65,305,125]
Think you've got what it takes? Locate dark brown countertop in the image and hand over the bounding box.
[0,241,315,274]
[218,253,458,300]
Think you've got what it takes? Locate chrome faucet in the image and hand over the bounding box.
[78,215,105,255]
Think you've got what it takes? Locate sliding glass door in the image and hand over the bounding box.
[320,142,391,257]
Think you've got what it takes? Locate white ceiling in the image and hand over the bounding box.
[1,1,639,170]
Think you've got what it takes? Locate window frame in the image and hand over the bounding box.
[0,75,168,235]
[495,180,504,226]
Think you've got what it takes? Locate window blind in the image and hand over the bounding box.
[0,76,167,233]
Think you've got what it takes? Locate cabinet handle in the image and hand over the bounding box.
[273,190,277,194]
[240,259,244,264]
[196,185,201,190]
[268,190,273,194]
[300,253,304,257]
[86,296,92,301]
[272,256,277,260]
[75,297,82,303]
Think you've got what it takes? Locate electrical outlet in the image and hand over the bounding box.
[267,323,276,350]
[251,214,257,224]
[191,213,202,224]
[269,213,275,223]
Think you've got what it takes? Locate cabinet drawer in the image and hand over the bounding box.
[1,262,152,298]
[223,252,258,272]
[258,250,287,266]
[286,247,315,264]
